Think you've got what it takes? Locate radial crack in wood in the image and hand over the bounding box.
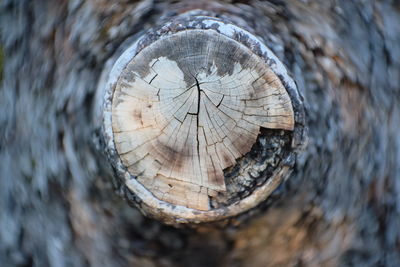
[111,29,294,211]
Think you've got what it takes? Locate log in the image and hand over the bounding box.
[99,14,305,224]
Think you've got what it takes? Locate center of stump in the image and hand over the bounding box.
[111,29,294,210]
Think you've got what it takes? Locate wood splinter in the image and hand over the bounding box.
[102,15,304,224]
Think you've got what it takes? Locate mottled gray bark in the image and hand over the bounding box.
[1,0,399,266]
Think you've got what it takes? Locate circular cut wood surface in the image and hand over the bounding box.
[111,29,294,212]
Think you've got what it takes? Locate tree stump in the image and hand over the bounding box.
[100,14,305,224]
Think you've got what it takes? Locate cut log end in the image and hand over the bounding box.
[103,15,303,224]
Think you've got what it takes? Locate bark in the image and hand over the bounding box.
[1,0,399,266]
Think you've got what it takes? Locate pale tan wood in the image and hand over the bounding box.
[111,29,294,210]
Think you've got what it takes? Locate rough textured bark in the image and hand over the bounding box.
[1,0,399,266]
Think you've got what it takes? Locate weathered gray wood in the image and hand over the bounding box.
[1,0,399,266]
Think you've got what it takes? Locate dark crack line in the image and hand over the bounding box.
[216,95,224,108]
[149,74,158,84]
[190,75,203,183]
[194,76,201,163]
[194,76,201,116]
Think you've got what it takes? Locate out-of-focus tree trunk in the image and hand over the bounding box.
[1,0,399,266]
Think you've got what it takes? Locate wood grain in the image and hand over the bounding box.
[112,29,294,210]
